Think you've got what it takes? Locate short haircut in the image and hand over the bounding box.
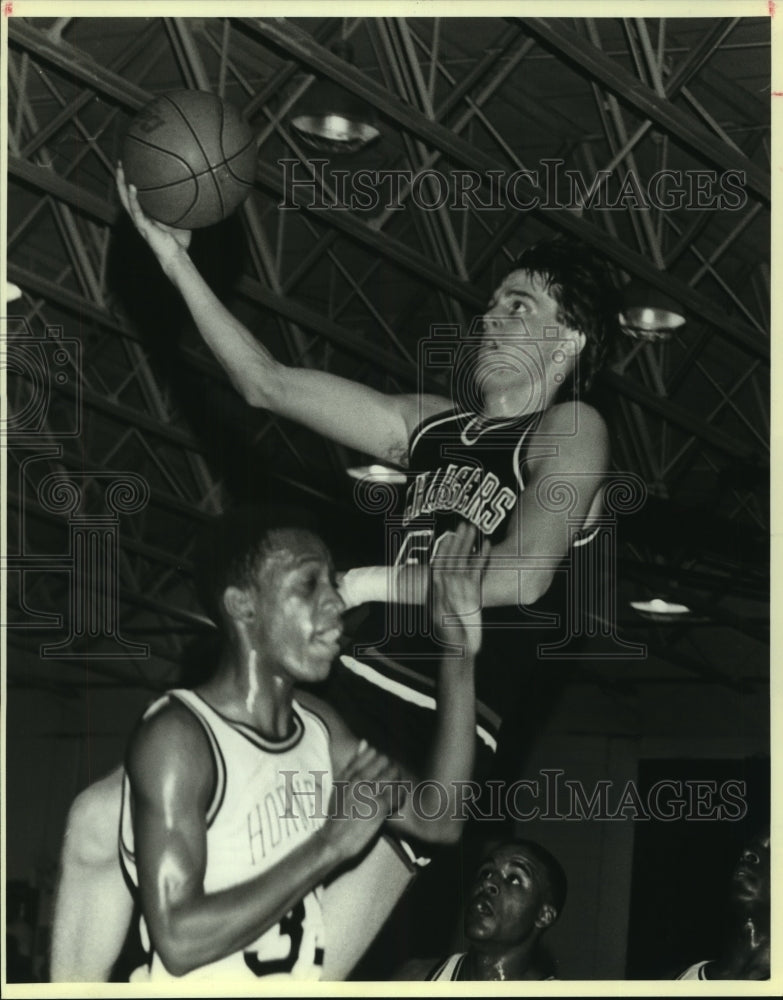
[193,505,323,626]
[513,236,620,394]
[483,837,568,918]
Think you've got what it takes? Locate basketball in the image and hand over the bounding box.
[121,91,257,229]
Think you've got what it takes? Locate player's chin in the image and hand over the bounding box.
[305,639,341,676]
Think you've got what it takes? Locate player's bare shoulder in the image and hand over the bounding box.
[125,696,214,802]
[539,401,609,465]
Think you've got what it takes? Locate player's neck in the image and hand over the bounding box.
[480,379,558,420]
[711,911,770,978]
[200,646,296,739]
[466,939,541,981]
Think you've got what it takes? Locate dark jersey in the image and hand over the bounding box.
[329,406,600,773]
[399,407,546,564]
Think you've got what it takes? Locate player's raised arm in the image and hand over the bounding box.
[116,165,446,467]
[303,526,484,846]
[387,521,487,843]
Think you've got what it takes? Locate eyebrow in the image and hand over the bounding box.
[294,554,328,567]
[481,854,535,870]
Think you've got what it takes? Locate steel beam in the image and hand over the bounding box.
[599,369,763,462]
[516,18,769,202]
[8,19,150,111]
[239,18,768,362]
[9,155,117,225]
[10,18,770,361]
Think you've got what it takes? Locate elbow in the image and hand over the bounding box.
[153,934,201,978]
[235,359,284,411]
[415,815,464,846]
[149,911,208,978]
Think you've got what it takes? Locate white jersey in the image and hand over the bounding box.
[677,960,711,980]
[120,688,333,981]
[425,952,556,981]
[427,952,467,981]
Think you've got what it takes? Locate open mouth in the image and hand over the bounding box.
[471,896,494,918]
[312,626,343,652]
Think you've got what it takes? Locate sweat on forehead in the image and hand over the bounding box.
[193,508,328,622]
[259,528,329,566]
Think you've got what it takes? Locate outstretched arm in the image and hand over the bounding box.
[323,522,486,845]
[387,520,487,843]
[50,767,132,982]
[116,166,447,467]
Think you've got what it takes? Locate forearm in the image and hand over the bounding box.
[162,249,283,409]
[340,559,553,610]
[153,248,416,462]
[148,830,339,976]
[389,654,476,844]
[420,652,476,838]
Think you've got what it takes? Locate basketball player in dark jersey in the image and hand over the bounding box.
[114,165,616,767]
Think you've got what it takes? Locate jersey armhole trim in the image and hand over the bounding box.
[167,692,226,828]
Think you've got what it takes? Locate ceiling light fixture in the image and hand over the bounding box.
[619,278,686,342]
[290,40,380,155]
[630,597,692,621]
[346,464,406,484]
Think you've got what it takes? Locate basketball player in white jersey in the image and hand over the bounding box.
[53,509,484,982]
[395,837,566,981]
[676,828,770,981]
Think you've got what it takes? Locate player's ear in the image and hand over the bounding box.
[567,330,586,355]
[223,585,255,623]
[535,903,557,928]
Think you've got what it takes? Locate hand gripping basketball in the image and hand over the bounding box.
[117,163,192,268]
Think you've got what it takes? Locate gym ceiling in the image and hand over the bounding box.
[4,13,771,698]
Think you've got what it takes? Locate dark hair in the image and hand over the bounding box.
[513,237,620,394]
[483,837,568,919]
[193,505,323,626]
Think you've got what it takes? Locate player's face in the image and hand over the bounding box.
[475,270,585,402]
[249,531,345,684]
[731,830,770,906]
[464,844,553,946]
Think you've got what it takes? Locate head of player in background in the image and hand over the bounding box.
[193,506,344,686]
[464,838,567,953]
[729,826,770,915]
[469,238,620,415]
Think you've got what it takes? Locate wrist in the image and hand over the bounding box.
[339,566,391,609]
[161,245,194,282]
[313,822,347,869]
